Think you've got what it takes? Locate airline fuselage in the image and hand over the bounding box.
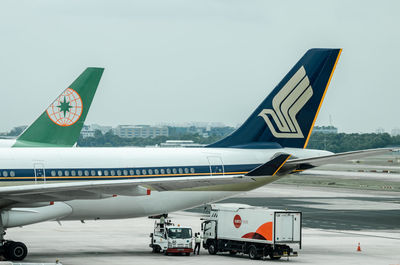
[0,147,330,221]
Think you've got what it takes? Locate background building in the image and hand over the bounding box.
[159,140,206,148]
[114,125,169,138]
[313,126,338,134]
[81,124,113,138]
[81,125,95,138]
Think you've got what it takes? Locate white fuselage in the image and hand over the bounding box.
[0,147,331,221]
[0,139,15,148]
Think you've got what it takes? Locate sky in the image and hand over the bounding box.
[0,0,399,133]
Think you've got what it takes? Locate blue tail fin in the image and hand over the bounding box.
[208,48,341,149]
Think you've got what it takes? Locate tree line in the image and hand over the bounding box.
[78,130,400,152]
[77,130,223,147]
[307,132,398,152]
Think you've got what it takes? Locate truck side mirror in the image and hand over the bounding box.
[149,233,153,237]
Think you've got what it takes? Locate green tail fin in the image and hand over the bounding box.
[13,67,104,147]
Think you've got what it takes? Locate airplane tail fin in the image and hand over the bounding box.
[208,48,341,149]
[14,67,104,147]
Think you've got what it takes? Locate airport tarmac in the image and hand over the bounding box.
[189,184,400,230]
[5,184,400,265]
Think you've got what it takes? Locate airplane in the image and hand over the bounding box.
[0,67,104,148]
[0,48,390,261]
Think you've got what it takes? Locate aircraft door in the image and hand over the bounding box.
[34,163,46,183]
[207,156,224,176]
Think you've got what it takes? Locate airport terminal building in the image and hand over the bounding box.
[114,125,169,138]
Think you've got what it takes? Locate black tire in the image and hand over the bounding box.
[208,242,217,255]
[152,246,161,253]
[248,245,258,260]
[4,241,28,261]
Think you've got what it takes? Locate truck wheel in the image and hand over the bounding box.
[152,246,161,253]
[208,242,217,255]
[248,245,259,260]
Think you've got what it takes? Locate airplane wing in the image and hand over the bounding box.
[0,149,392,208]
[0,155,290,208]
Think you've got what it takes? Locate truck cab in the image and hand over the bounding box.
[202,219,216,240]
[150,219,193,255]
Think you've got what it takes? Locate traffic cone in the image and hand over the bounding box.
[357,242,361,252]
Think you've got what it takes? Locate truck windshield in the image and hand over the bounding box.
[168,228,192,239]
[204,221,211,231]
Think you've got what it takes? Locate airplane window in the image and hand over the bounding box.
[58,170,63,177]
[190,168,195,173]
[166,168,171,174]
[148,169,153,175]
[178,168,183,174]
[184,168,189,174]
[84,170,89,176]
[117,170,122,176]
[172,168,177,174]
[142,169,147,175]
[10,171,15,177]
[154,169,159,175]
[104,170,109,176]
[51,170,56,177]
[3,171,8,177]
[97,170,102,176]
[71,170,76,176]
[111,170,116,176]
[64,170,70,176]
[129,169,134,175]
[91,170,96,176]
[136,169,141,175]
[123,170,128,176]
[160,169,165,174]
[78,170,83,176]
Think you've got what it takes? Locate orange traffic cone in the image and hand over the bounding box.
[357,242,361,252]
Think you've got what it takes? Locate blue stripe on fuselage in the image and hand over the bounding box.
[0,164,261,181]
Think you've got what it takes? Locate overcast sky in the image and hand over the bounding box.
[0,0,399,133]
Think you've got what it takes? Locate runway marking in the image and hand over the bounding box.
[317,230,400,241]
[288,198,400,210]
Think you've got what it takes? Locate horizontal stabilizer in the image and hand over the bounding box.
[246,154,291,176]
[284,148,393,173]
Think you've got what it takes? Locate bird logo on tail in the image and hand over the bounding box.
[258,66,313,138]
